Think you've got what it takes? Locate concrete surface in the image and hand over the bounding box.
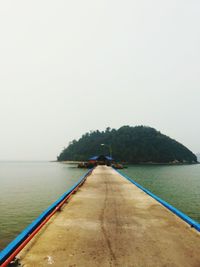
[18,166,200,267]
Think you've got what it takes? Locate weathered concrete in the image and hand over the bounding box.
[18,166,200,267]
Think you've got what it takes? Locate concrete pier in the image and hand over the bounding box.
[18,166,200,267]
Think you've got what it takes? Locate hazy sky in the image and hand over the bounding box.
[0,1,200,160]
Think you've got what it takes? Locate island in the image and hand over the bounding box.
[57,126,197,164]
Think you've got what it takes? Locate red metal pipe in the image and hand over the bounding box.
[1,176,88,267]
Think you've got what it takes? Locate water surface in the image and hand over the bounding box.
[0,161,86,250]
[123,164,200,223]
[1,162,200,251]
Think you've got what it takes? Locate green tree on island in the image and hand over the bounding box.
[57,126,197,164]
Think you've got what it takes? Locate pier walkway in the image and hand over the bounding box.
[18,166,200,267]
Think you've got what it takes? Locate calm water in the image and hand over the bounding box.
[0,162,200,251]
[0,161,86,250]
[123,164,200,224]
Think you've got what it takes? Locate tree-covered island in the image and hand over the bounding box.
[57,126,197,164]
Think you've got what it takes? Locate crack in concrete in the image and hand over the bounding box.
[99,176,117,266]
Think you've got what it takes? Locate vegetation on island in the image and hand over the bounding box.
[57,126,197,164]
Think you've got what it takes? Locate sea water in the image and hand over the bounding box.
[0,162,200,250]
[123,164,200,224]
[0,161,86,250]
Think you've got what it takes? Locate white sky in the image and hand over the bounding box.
[0,1,200,160]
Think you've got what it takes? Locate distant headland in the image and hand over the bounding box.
[57,126,197,164]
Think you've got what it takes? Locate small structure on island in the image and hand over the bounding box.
[78,155,113,168]
[89,155,114,166]
[78,155,125,169]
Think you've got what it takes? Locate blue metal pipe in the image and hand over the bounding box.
[114,168,200,232]
[0,168,93,265]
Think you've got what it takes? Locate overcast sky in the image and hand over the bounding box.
[0,1,200,160]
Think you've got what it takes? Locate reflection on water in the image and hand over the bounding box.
[0,161,86,250]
